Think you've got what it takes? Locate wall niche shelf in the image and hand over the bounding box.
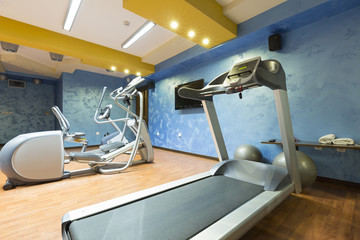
[261,139,360,152]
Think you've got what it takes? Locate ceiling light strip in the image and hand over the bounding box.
[63,0,83,31]
[122,21,155,49]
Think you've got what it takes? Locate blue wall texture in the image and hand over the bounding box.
[148,6,360,183]
[1,0,359,184]
[0,79,56,143]
[60,70,135,147]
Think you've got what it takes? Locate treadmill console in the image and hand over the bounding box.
[222,57,261,90]
[178,57,286,101]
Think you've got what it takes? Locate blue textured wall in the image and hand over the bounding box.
[153,0,360,79]
[61,70,135,147]
[0,79,56,143]
[148,6,360,183]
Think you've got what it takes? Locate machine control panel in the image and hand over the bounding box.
[222,57,261,89]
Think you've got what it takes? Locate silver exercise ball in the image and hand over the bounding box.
[272,151,317,188]
[234,144,263,162]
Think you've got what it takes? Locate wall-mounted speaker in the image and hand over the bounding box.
[148,82,155,89]
[268,34,282,51]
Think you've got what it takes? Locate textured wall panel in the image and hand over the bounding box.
[0,80,55,143]
[149,6,360,183]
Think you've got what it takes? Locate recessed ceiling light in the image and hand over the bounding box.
[122,21,155,49]
[33,79,42,85]
[124,69,129,74]
[63,0,83,31]
[110,66,116,71]
[0,74,8,81]
[202,38,210,45]
[188,30,195,38]
[170,21,178,29]
[136,72,141,76]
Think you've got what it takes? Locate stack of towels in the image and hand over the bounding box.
[318,134,354,145]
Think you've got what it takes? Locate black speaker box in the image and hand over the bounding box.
[268,34,281,51]
[148,81,155,89]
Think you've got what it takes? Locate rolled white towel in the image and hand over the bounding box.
[318,134,335,144]
[332,138,354,145]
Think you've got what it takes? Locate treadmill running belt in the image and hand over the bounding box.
[68,176,264,240]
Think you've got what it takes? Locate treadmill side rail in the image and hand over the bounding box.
[191,183,294,240]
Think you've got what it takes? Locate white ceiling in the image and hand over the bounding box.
[0,0,286,79]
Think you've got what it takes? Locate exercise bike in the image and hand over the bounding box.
[0,76,154,190]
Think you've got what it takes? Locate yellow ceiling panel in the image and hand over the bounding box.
[0,16,155,76]
[123,0,237,49]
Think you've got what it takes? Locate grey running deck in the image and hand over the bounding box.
[68,175,264,240]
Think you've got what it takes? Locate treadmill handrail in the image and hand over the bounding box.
[178,85,226,101]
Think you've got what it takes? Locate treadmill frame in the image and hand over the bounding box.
[62,57,301,239]
[62,165,293,240]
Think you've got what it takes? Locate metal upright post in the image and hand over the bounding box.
[202,100,229,162]
[273,89,302,193]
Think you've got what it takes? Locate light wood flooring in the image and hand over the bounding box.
[0,148,359,240]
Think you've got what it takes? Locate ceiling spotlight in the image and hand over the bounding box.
[33,79,42,85]
[1,41,19,52]
[136,72,141,76]
[202,38,210,45]
[170,21,178,29]
[122,21,156,49]
[106,66,116,72]
[0,74,8,81]
[188,30,195,38]
[50,52,64,62]
[124,69,129,74]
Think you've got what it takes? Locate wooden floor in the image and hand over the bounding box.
[0,148,359,240]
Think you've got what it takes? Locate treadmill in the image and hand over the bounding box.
[61,57,302,240]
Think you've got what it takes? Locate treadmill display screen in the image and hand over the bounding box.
[223,58,260,89]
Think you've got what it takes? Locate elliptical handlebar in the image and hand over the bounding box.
[94,76,145,125]
[110,76,145,100]
[96,86,107,110]
[51,105,70,134]
[110,87,123,100]
[94,86,129,125]
[98,104,112,120]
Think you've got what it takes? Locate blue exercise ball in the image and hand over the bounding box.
[234,144,263,162]
[272,151,317,188]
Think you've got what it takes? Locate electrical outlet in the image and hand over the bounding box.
[178,133,181,138]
